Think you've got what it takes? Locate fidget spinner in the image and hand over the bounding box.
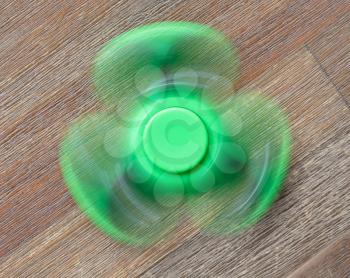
[59,22,292,245]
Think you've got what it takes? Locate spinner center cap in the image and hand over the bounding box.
[143,107,208,173]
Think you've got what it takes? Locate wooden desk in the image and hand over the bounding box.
[1,1,349,277]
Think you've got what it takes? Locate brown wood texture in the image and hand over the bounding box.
[307,14,350,106]
[289,232,350,278]
[1,1,349,277]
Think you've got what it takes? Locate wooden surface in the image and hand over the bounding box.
[1,1,349,277]
[289,232,350,278]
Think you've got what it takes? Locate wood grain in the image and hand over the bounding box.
[289,232,350,278]
[307,13,350,106]
[1,0,349,277]
[140,48,350,278]
[1,0,186,258]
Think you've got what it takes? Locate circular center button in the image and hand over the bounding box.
[143,107,208,173]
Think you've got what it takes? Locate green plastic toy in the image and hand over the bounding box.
[59,22,292,245]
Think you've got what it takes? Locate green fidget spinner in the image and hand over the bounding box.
[59,22,292,245]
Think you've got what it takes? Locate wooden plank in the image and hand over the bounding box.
[307,14,350,105]
[2,1,349,127]
[0,0,187,258]
[0,209,198,277]
[288,232,350,278]
[140,49,350,277]
[2,46,349,277]
[1,0,350,276]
